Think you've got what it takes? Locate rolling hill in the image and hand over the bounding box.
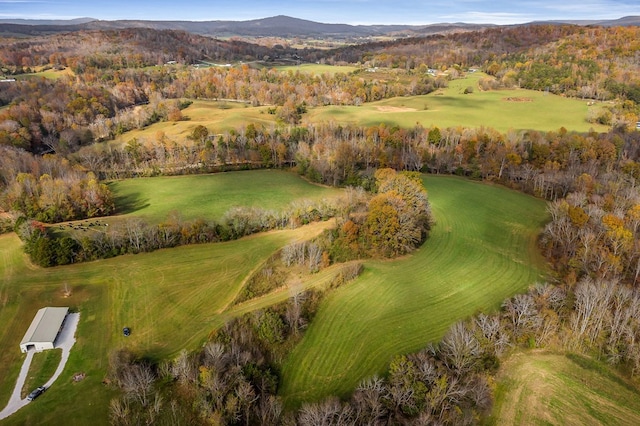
[3,15,637,39]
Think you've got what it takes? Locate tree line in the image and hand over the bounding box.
[0,145,114,223]
[16,197,339,267]
[324,25,640,105]
[0,62,436,155]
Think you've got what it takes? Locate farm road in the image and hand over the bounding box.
[0,313,79,420]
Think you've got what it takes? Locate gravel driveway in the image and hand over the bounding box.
[0,312,80,420]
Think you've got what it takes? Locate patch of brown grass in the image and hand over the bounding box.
[375,106,417,112]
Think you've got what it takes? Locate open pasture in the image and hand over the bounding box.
[273,63,359,75]
[487,351,640,425]
[1,174,549,422]
[111,100,277,145]
[16,66,74,80]
[279,175,549,406]
[306,72,609,133]
[0,220,332,424]
[106,170,343,223]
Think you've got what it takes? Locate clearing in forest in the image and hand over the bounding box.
[106,169,343,223]
[306,72,609,133]
[279,175,550,406]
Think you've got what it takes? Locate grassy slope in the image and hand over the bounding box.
[487,351,640,426]
[108,72,604,148]
[110,100,277,145]
[305,72,609,133]
[108,170,343,223]
[0,222,331,425]
[279,175,549,406]
[0,171,340,424]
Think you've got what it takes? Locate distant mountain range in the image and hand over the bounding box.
[0,15,638,38]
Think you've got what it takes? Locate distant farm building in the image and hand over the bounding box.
[20,307,69,353]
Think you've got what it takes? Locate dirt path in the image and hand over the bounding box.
[0,313,79,420]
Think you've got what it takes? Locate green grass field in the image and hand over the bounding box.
[278,175,549,406]
[0,220,332,425]
[0,174,549,423]
[0,171,342,424]
[107,170,343,223]
[305,72,609,133]
[21,350,61,398]
[486,351,640,425]
[108,72,604,149]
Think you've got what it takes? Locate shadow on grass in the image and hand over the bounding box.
[113,191,150,215]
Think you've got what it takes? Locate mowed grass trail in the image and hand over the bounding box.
[279,176,549,406]
[0,222,331,425]
[108,170,343,223]
[306,72,608,133]
[487,351,640,425]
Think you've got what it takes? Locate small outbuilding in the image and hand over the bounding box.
[20,307,69,353]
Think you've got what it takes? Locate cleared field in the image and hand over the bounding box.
[279,175,549,406]
[274,63,358,75]
[305,72,609,133]
[107,170,343,223]
[16,67,73,80]
[108,72,605,149]
[0,174,549,423]
[111,100,277,145]
[487,351,640,425]
[0,221,332,425]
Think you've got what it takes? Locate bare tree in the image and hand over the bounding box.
[307,242,322,272]
[109,397,131,426]
[352,376,387,425]
[570,277,615,348]
[171,349,198,384]
[439,322,481,375]
[121,362,155,407]
[298,397,353,426]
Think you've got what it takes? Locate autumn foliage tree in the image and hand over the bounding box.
[363,169,433,257]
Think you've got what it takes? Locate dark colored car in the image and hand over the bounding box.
[123,327,131,337]
[27,386,46,401]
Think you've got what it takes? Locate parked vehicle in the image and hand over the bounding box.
[123,327,131,337]
[27,386,46,401]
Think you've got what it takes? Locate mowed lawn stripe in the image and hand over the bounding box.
[0,222,329,423]
[279,176,549,406]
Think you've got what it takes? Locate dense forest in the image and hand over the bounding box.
[1,21,640,425]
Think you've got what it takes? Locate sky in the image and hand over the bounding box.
[0,0,638,25]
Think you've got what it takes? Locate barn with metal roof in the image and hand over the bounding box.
[20,307,69,353]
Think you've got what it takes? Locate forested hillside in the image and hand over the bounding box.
[1,24,638,156]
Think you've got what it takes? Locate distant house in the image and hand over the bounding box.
[20,307,69,353]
